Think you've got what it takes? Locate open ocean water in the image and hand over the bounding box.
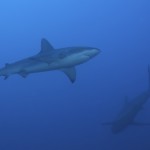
[0,0,150,150]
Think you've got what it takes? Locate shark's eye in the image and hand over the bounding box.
[59,52,66,59]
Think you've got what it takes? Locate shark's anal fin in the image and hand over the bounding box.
[18,70,28,78]
[61,67,76,83]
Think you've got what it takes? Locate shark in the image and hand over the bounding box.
[102,65,150,134]
[0,38,100,83]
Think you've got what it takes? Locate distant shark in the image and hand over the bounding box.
[0,38,100,83]
[102,65,150,133]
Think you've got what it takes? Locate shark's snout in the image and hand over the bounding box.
[84,48,100,58]
[93,48,101,55]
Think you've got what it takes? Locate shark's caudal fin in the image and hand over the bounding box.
[40,38,54,54]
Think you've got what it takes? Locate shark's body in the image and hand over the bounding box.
[103,65,150,133]
[0,38,100,82]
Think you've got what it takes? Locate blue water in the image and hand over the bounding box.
[0,0,150,149]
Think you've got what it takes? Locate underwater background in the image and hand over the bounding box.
[0,0,150,150]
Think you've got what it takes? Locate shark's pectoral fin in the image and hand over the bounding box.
[61,67,76,83]
[18,70,28,78]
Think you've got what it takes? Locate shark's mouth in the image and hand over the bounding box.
[84,54,91,58]
[81,55,90,60]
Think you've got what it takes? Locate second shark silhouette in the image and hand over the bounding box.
[102,65,150,134]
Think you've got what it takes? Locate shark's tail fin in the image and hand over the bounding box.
[148,64,150,91]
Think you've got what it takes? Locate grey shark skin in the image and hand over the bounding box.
[0,38,100,83]
[103,65,150,134]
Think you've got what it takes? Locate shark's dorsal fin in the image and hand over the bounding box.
[61,67,76,83]
[40,38,54,54]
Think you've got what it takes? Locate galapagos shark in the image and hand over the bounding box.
[0,38,100,83]
[102,65,150,134]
